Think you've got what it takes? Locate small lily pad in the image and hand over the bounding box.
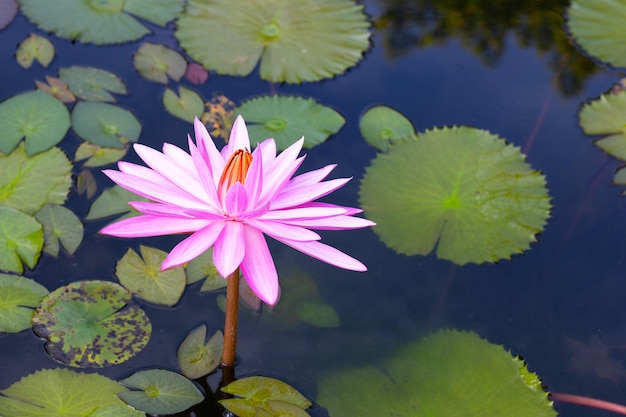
[0,90,70,155]
[16,33,54,69]
[0,273,48,333]
[0,0,18,30]
[359,105,415,151]
[34,204,83,256]
[184,62,209,84]
[0,368,136,417]
[567,0,626,68]
[0,207,43,273]
[72,101,141,148]
[133,42,187,84]
[19,0,185,45]
[359,127,551,265]
[117,369,204,415]
[580,90,626,160]
[236,95,345,150]
[35,76,76,103]
[32,280,151,368]
[86,185,147,221]
[201,93,236,141]
[175,0,370,83]
[59,66,127,102]
[177,325,223,379]
[185,248,227,292]
[75,142,129,167]
[163,86,204,122]
[220,376,312,417]
[115,245,186,306]
[0,143,72,215]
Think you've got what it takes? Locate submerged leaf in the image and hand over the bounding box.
[76,168,98,199]
[134,42,187,84]
[72,101,141,148]
[177,325,223,379]
[359,127,551,265]
[175,0,370,83]
[184,62,209,85]
[236,95,344,150]
[0,273,48,333]
[34,204,83,256]
[0,90,70,155]
[59,66,127,102]
[163,86,204,122]
[32,280,151,368]
[0,207,43,273]
[15,33,54,69]
[359,105,415,151]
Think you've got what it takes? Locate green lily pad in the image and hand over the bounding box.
[263,401,312,417]
[34,204,83,256]
[133,42,187,84]
[0,90,70,155]
[175,0,370,83]
[359,105,415,151]
[185,248,227,292]
[117,369,204,415]
[19,0,185,45]
[0,368,139,417]
[0,273,48,333]
[220,376,312,417]
[177,325,223,379]
[614,166,626,187]
[236,95,345,150]
[35,76,76,103]
[75,142,129,167]
[76,168,98,199]
[0,143,72,215]
[72,101,141,148]
[567,0,626,68]
[15,33,54,69]
[115,245,186,306]
[359,127,551,265]
[318,330,556,417]
[163,86,204,122]
[32,280,151,368]
[579,90,626,161]
[0,207,43,274]
[86,185,147,221]
[59,66,127,102]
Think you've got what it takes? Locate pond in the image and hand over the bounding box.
[1,0,626,416]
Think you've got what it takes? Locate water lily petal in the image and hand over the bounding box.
[161,221,226,269]
[276,238,367,272]
[259,138,305,203]
[260,206,347,221]
[224,183,249,218]
[244,143,264,209]
[271,177,351,210]
[284,164,337,189]
[280,215,375,230]
[130,201,225,220]
[194,117,225,185]
[188,135,220,210]
[100,215,211,237]
[240,225,279,305]
[213,221,245,278]
[223,115,251,158]
[246,219,320,241]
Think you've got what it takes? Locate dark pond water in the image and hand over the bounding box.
[2,1,626,416]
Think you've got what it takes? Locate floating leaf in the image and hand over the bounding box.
[76,169,98,199]
[163,86,204,122]
[35,76,76,103]
[0,273,48,333]
[567,0,626,68]
[579,90,626,161]
[201,93,236,141]
[0,143,72,215]
[176,0,370,83]
[184,62,209,85]
[72,101,141,148]
[32,280,151,368]
[0,0,18,30]
[0,90,70,155]
[0,368,137,417]
[264,401,312,417]
[86,185,147,221]
[133,43,187,84]
[220,376,312,417]
[15,33,54,69]
[34,204,83,256]
[75,142,128,167]
[185,248,226,292]
[359,105,415,151]
[19,0,184,45]
[359,127,551,265]
[115,245,186,306]
[118,369,204,415]
[59,66,127,102]
[177,325,223,379]
[318,330,556,417]
[236,95,345,150]
[0,207,43,273]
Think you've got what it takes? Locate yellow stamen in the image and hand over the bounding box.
[218,149,252,199]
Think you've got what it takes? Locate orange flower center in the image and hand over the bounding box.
[218,149,252,199]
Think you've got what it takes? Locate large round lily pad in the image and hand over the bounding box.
[318,330,556,417]
[72,101,141,148]
[359,127,551,265]
[175,0,370,83]
[32,280,151,368]
[19,0,185,45]
[0,90,70,155]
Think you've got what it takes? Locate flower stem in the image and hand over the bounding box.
[551,392,626,415]
[221,269,239,367]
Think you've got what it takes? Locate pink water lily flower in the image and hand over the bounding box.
[101,116,374,305]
